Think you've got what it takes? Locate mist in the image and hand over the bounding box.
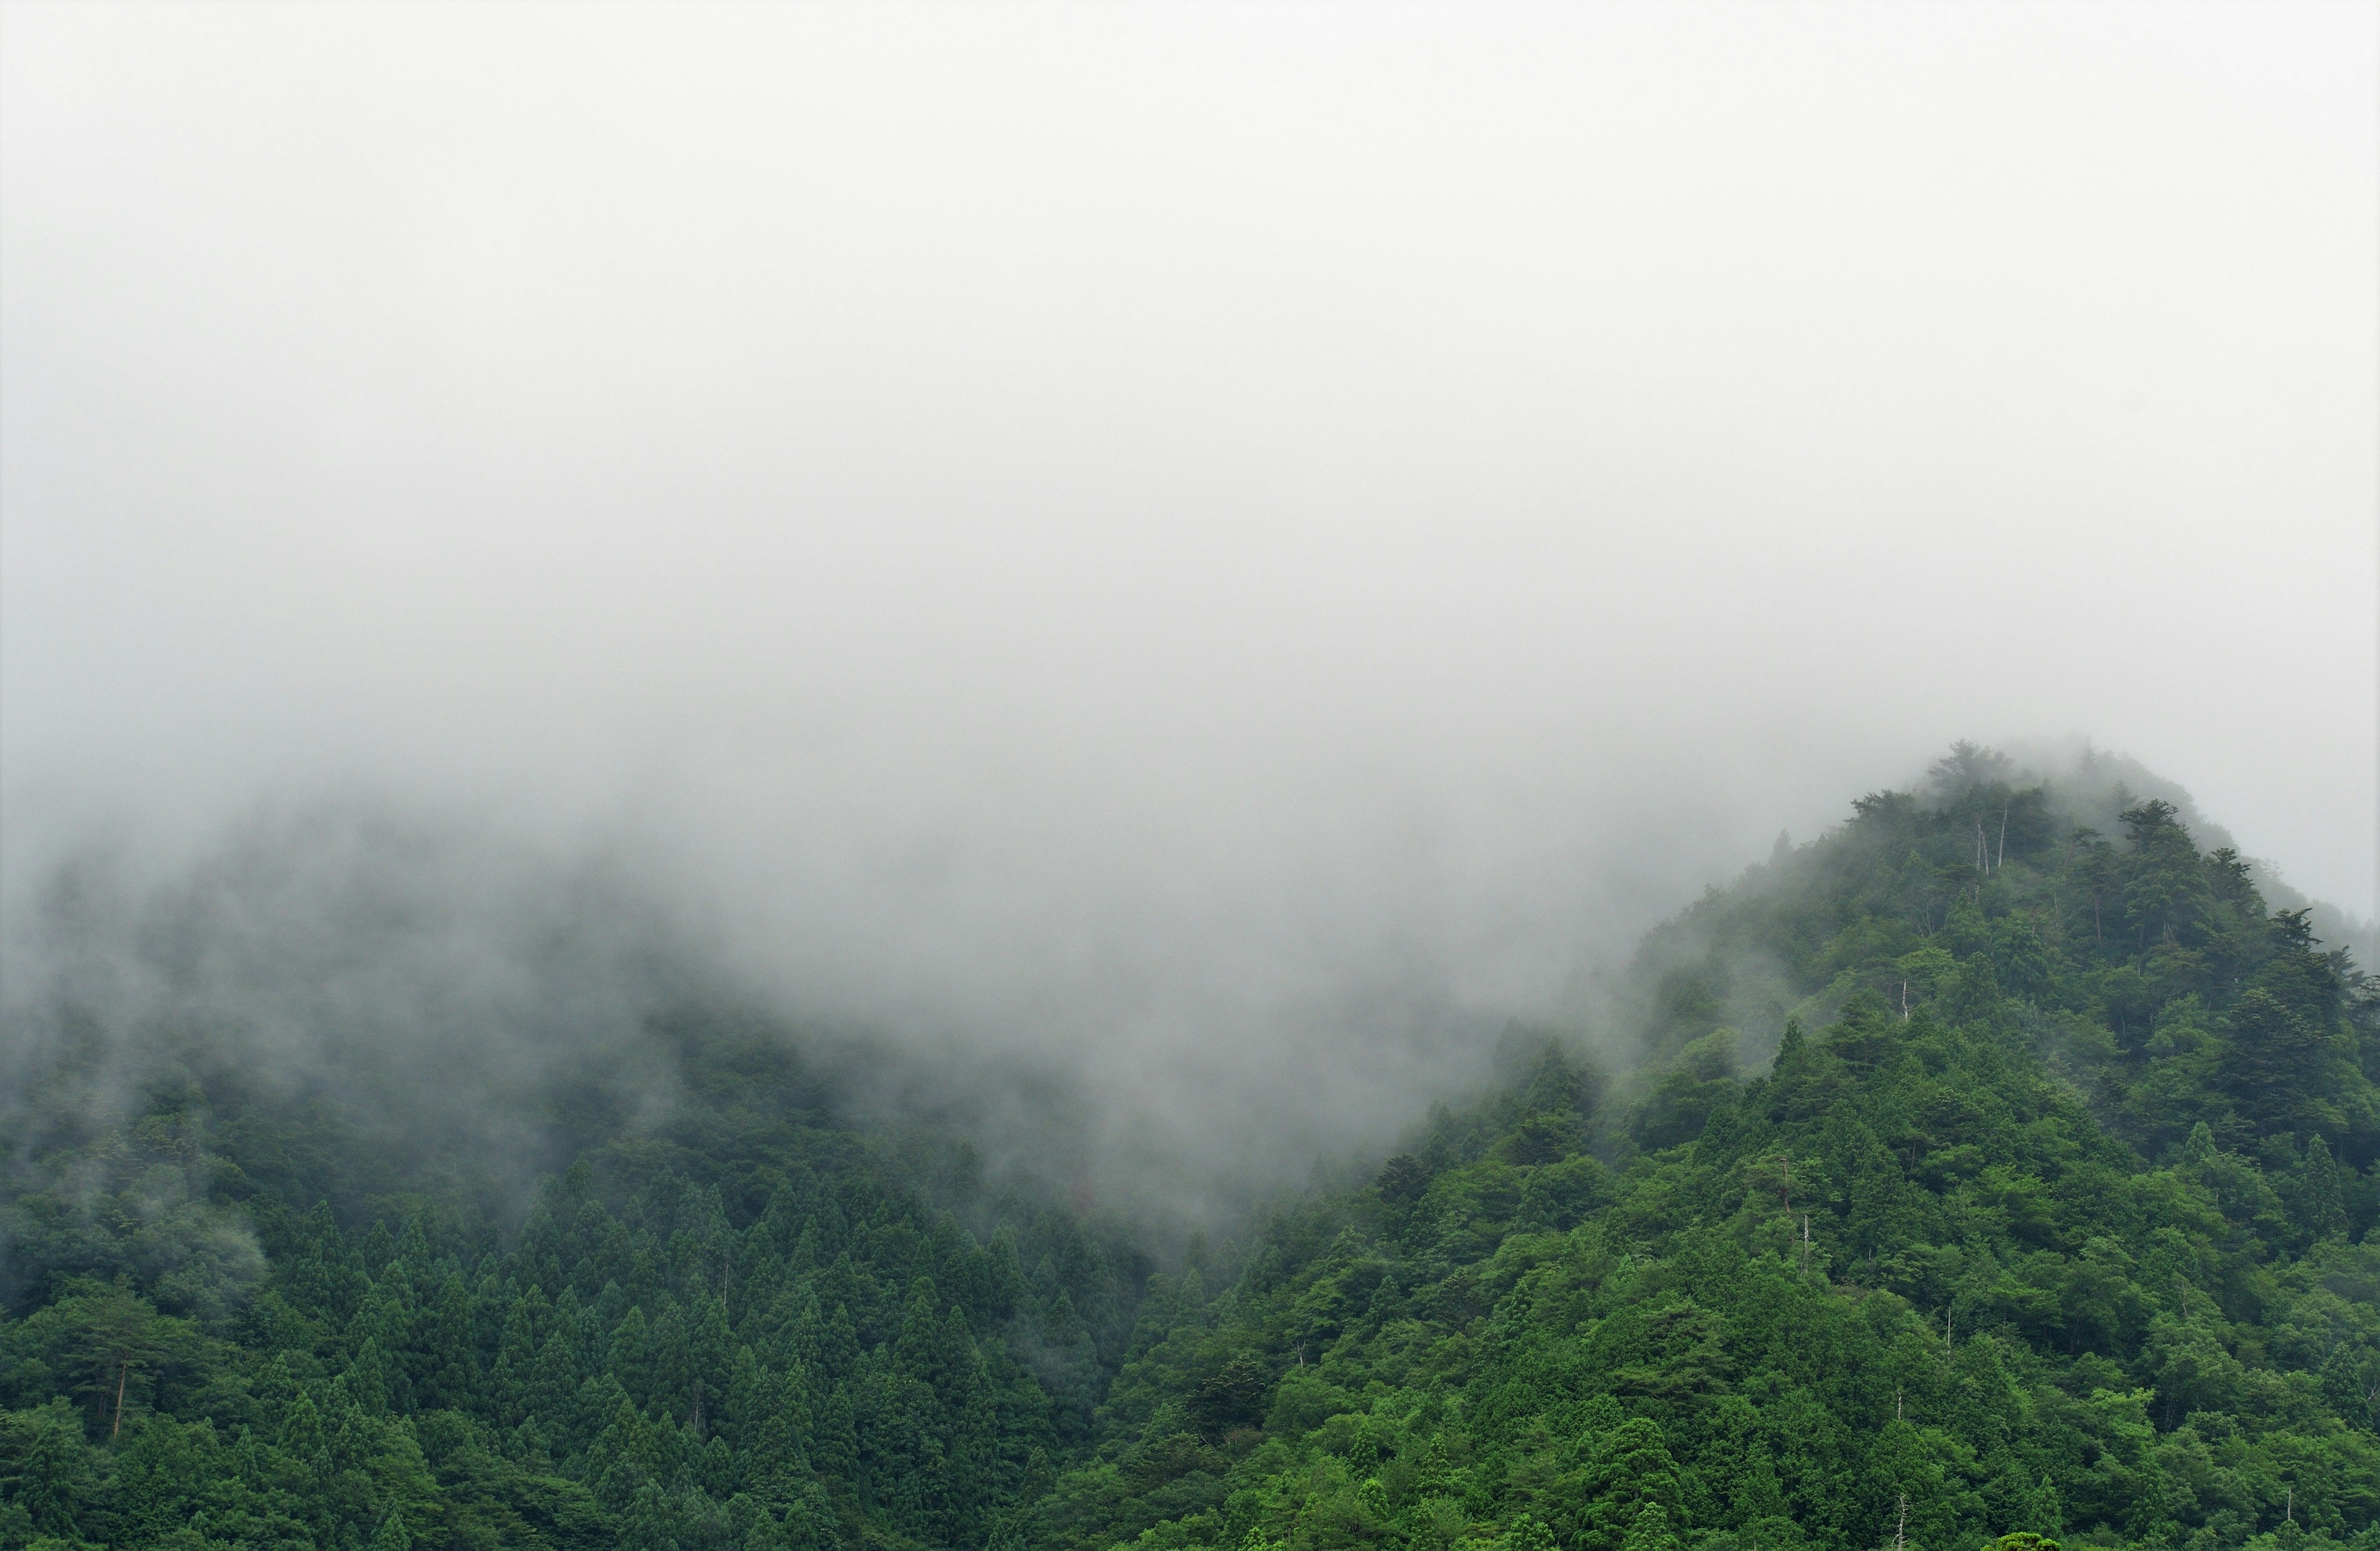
[3,2,2374,1214]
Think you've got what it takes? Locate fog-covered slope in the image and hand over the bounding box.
[1014,747,2380,1551]
[2,745,2376,1551]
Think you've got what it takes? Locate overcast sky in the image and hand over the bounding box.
[2,2,2374,1188]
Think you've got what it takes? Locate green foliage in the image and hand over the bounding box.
[0,1017,1143,1549]
[1006,750,2380,1551]
[6,745,2378,1549]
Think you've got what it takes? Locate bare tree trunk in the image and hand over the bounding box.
[112,1363,127,1441]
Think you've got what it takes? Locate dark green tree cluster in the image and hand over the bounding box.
[0,1017,1144,1550]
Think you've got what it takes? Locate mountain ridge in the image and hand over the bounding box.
[2,744,2375,1551]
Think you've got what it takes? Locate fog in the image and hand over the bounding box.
[3,2,2373,1209]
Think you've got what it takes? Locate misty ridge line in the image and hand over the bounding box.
[0,792,1498,1237]
[1,737,2368,1252]
[0,12,2370,1545]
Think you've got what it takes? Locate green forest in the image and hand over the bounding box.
[4,746,2377,1551]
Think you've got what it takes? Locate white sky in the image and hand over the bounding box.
[3,3,2375,1162]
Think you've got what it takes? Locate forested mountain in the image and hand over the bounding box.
[4,747,2377,1551]
[0,1002,1148,1551]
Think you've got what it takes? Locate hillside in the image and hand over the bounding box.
[4,746,2378,1551]
[1018,746,2380,1551]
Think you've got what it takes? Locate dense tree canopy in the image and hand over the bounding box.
[0,1012,1144,1551]
[5,746,2377,1550]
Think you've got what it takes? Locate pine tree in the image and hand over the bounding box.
[1621,1501,1683,1551]
[369,1506,412,1551]
[2218,989,2330,1138]
[2300,1134,2348,1240]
